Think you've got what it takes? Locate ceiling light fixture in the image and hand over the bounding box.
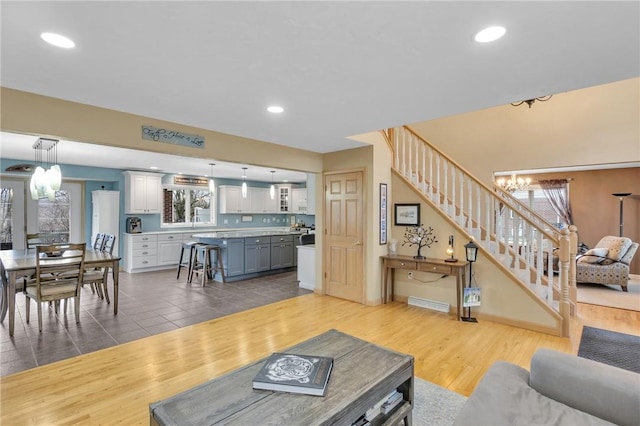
[267,105,284,113]
[474,26,506,43]
[241,167,248,198]
[209,163,216,195]
[40,32,75,49]
[269,171,276,200]
[496,174,531,192]
[511,95,553,108]
[30,138,61,201]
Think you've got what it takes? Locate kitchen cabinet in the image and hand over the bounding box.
[291,188,307,214]
[244,236,271,273]
[125,233,158,271]
[270,235,293,269]
[306,173,316,215]
[250,187,278,213]
[219,185,251,213]
[123,171,163,214]
[91,190,120,255]
[278,185,291,212]
[157,233,183,266]
[222,238,245,277]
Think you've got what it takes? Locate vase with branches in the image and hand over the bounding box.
[402,224,438,260]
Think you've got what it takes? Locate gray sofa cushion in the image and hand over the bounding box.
[453,361,614,426]
[530,349,640,426]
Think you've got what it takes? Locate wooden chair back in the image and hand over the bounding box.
[34,243,86,302]
[26,233,42,250]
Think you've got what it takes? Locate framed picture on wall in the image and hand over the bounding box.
[394,203,420,226]
[380,183,387,245]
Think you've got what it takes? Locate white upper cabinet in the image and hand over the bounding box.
[219,185,252,213]
[123,171,163,214]
[250,187,277,213]
[306,173,316,215]
[291,188,307,214]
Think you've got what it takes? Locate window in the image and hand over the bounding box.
[512,185,564,228]
[162,185,216,227]
[37,190,71,243]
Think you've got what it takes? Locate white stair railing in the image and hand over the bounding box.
[390,126,576,336]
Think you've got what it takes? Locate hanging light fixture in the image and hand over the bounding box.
[241,167,248,198]
[30,138,61,201]
[510,95,552,108]
[208,163,216,195]
[496,173,531,192]
[269,171,276,200]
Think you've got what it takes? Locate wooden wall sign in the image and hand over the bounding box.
[142,125,205,148]
[174,176,209,186]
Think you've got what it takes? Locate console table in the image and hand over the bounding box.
[150,329,414,425]
[381,255,468,320]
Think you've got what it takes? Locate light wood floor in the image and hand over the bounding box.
[1,294,639,425]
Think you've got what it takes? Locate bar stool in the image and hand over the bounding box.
[188,244,226,286]
[177,241,201,279]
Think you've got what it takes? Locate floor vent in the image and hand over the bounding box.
[407,296,450,313]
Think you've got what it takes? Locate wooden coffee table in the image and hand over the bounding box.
[150,329,414,425]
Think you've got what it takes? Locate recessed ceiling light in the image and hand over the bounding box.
[267,105,284,113]
[40,32,75,49]
[150,166,158,170]
[474,26,506,43]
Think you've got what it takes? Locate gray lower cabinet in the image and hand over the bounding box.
[222,238,245,277]
[270,235,294,269]
[244,237,271,273]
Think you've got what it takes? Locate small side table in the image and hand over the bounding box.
[381,255,468,320]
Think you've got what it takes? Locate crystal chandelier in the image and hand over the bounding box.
[496,174,531,192]
[30,138,61,201]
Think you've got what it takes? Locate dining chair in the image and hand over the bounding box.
[83,234,116,303]
[26,233,42,250]
[24,243,86,332]
[92,233,106,251]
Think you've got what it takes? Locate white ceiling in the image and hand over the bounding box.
[1,2,639,180]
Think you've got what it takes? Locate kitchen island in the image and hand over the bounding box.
[192,229,303,282]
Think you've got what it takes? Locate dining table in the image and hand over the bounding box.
[0,249,121,337]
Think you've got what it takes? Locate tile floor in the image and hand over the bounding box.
[1,269,311,376]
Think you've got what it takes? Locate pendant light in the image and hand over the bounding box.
[241,167,248,198]
[269,171,276,200]
[208,163,216,195]
[30,138,61,201]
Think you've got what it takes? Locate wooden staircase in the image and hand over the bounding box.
[384,126,578,336]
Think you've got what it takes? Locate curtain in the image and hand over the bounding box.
[538,179,573,226]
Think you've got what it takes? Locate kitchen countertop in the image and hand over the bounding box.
[192,229,302,239]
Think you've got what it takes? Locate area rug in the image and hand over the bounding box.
[412,377,467,425]
[577,326,640,373]
[577,276,640,312]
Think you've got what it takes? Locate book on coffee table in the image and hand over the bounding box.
[252,353,333,396]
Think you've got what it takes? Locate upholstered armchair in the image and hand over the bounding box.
[576,236,638,292]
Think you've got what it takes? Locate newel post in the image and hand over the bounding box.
[568,225,578,316]
[558,228,571,336]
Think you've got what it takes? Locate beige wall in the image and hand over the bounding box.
[0,88,323,173]
[391,174,560,331]
[408,78,640,184]
[528,167,640,274]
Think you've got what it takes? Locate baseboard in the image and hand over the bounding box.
[299,282,315,291]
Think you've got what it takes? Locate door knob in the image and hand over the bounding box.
[353,241,361,246]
